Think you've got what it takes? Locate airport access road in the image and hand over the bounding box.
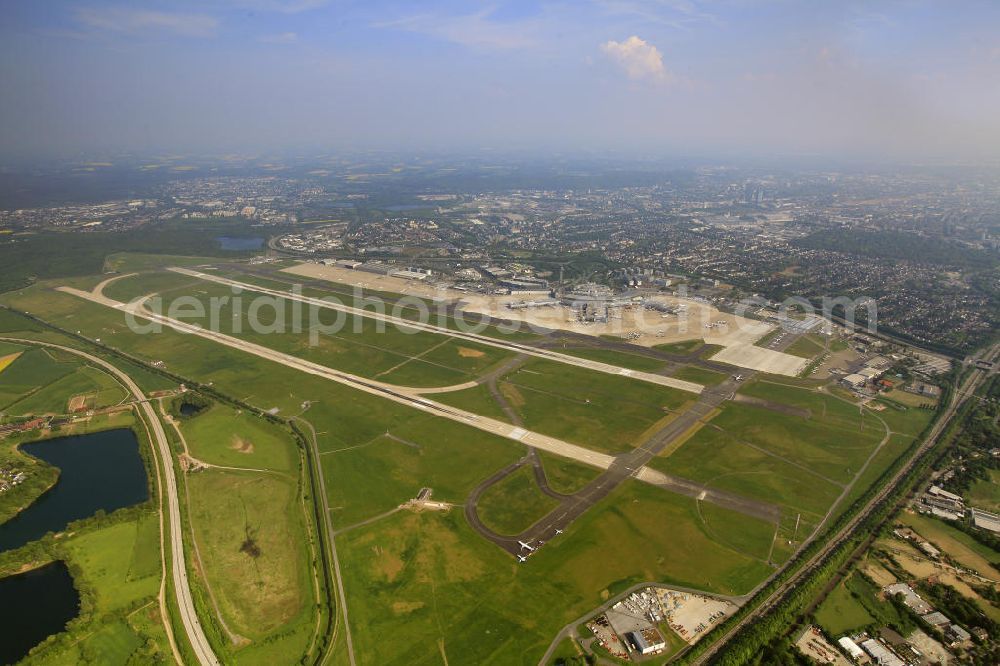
[0,337,219,666]
[167,267,705,395]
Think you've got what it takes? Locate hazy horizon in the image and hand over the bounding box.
[2,1,1000,164]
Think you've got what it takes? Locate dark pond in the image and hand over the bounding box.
[0,561,80,664]
[178,402,204,417]
[0,428,149,552]
[217,236,264,251]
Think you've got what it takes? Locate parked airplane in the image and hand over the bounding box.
[517,554,528,563]
[555,529,563,534]
[518,540,535,552]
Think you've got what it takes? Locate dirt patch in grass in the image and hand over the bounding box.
[372,545,405,582]
[230,435,254,454]
[498,382,526,409]
[456,346,485,358]
[862,558,897,587]
[391,600,425,615]
[67,394,90,412]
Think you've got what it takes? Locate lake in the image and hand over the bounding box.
[0,428,149,552]
[0,561,80,664]
[217,236,264,251]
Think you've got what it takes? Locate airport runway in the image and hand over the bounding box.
[59,287,636,476]
[167,267,705,394]
[61,284,783,562]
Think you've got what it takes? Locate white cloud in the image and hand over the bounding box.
[600,35,670,81]
[259,31,298,44]
[75,7,218,37]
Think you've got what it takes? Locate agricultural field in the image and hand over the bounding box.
[897,512,1000,578]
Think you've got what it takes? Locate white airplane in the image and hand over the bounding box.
[518,540,535,552]
[555,529,564,535]
[517,554,528,563]
[733,374,744,381]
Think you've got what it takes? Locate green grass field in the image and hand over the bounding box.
[653,340,703,355]
[140,276,517,389]
[783,333,826,359]
[431,382,511,421]
[6,364,128,415]
[0,274,874,665]
[967,469,1000,512]
[815,576,875,636]
[497,359,691,454]
[337,481,772,665]
[650,412,845,521]
[477,466,562,535]
[320,413,525,529]
[186,468,316,660]
[537,451,602,495]
[672,365,728,386]
[178,401,298,473]
[558,347,668,372]
[24,513,171,665]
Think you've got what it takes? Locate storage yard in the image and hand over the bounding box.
[586,587,738,661]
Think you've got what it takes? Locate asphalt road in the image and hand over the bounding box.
[0,337,219,666]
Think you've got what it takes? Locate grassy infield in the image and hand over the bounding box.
[0,262,938,665]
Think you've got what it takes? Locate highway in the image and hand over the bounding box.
[0,337,220,666]
[168,267,705,394]
[688,342,1000,665]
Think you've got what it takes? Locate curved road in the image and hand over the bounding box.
[1,337,220,666]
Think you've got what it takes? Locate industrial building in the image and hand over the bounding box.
[841,373,867,389]
[971,507,1000,534]
[626,628,667,655]
[860,638,905,666]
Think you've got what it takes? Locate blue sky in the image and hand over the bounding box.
[1,1,999,162]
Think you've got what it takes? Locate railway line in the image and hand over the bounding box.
[689,342,1000,665]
